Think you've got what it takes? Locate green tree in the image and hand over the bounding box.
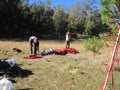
[67,2,81,32]
[52,5,67,39]
[98,0,120,34]
[29,1,54,38]
[66,0,106,36]
[82,0,105,36]
[83,36,105,58]
[0,0,23,37]
[99,0,120,23]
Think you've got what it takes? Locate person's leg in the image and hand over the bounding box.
[34,43,37,55]
[66,40,68,48]
[36,42,39,53]
[66,40,70,48]
[29,40,33,54]
[67,41,70,48]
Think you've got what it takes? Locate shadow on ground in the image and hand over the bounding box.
[20,68,34,78]
[0,66,34,78]
[19,88,33,90]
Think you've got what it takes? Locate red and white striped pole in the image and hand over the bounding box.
[98,22,120,90]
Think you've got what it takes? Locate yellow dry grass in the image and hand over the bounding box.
[0,39,119,90]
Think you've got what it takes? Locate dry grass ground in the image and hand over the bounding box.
[0,39,120,90]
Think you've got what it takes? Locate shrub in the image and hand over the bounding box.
[83,36,105,54]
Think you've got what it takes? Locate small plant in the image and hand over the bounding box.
[83,36,105,58]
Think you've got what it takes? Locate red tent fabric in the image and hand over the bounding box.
[65,48,77,54]
[55,48,67,55]
[54,48,78,55]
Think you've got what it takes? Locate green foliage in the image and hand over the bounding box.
[98,0,120,23]
[109,24,118,35]
[98,0,120,37]
[0,0,109,38]
[52,5,67,39]
[67,2,81,31]
[98,33,106,40]
[99,33,113,42]
[84,17,96,35]
[83,36,105,53]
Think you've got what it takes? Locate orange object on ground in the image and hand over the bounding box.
[24,55,42,59]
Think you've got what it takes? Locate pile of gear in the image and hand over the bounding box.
[40,48,79,56]
[0,74,14,90]
[40,48,56,56]
[0,58,23,90]
[0,58,22,77]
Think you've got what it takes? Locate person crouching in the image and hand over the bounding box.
[29,36,39,55]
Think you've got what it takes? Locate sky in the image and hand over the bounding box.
[51,0,78,8]
[29,0,84,8]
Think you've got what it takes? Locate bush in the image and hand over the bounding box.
[83,36,105,54]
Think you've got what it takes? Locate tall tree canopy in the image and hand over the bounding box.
[0,0,108,39]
